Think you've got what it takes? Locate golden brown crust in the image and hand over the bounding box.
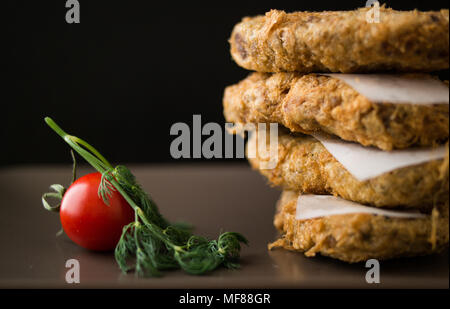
[247,128,449,210]
[269,191,449,263]
[223,72,449,150]
[230,8,449,73]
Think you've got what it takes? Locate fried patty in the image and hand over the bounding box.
[230,8,449,73]
[246,128,449,210]
[223,72,449,150]
[269,191,449,263]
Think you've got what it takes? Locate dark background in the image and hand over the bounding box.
[4,0,449,166]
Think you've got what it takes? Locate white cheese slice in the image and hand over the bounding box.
[296,194,427,220]
[313,133,447,181]
[324,74,449,105]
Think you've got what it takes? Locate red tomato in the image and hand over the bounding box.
[60,172,134,251]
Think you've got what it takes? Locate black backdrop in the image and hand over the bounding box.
[4,0,449,166]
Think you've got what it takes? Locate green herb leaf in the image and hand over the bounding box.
[44,117,248,277]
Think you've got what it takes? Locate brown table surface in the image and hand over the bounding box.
[0,164,448,289]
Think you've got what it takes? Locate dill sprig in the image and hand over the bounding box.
[43,117,247,277]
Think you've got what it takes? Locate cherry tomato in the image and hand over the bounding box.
[60,172,134,251]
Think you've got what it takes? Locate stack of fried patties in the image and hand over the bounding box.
[223,7,449,262]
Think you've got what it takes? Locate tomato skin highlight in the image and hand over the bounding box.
[60,172,134,251]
